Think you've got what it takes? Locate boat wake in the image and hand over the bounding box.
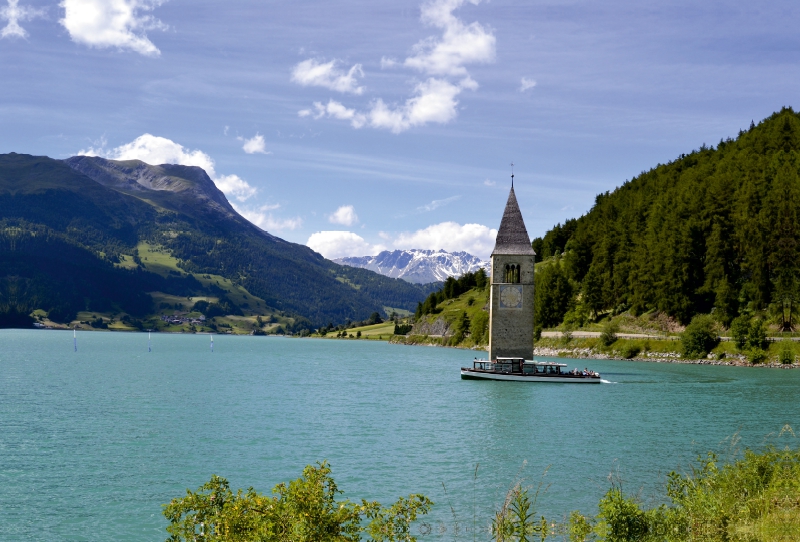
[600,379,617,384]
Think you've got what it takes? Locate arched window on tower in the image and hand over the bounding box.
[504,264,520,283]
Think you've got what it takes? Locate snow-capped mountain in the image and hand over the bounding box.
[334,249,489,284]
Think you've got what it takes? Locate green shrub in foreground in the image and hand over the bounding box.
[568,444,800,541]
[163,461,431,542]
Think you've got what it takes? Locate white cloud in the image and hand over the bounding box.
[393,221,497,259]
[60,0,167,56]
[328,205,358,226]
[239,133,270,154]
[380,56,397,68]
[1,0,44,39]
[484,179,495,186]
[291,58,365,94]
[311,100,367,128]
[306,231,385,260]
[296,0,493,134]
[233,203,302,233]
[404,0,495,77]
[78,133,257,202]
[367,77,465,133]
[519,77,536,92]
[416,195,460,212]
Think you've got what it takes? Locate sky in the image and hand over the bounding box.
[2,0,799,260]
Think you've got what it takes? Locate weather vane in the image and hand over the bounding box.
[510,162,515,187]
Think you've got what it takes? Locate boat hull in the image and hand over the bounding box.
[460,369,601,383]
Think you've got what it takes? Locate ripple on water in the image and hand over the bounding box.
[1,331,799,541]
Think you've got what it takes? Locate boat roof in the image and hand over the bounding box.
[495,357,568,367]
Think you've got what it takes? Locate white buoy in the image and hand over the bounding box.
[73,328,77,352]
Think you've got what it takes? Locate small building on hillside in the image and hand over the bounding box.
[488,181,536,361]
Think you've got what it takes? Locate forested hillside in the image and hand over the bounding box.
[0,154,429,327]
[532,108,800,329]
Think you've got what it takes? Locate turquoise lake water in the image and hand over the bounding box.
[1,329,799,541]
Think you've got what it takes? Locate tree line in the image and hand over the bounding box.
[531,108,800,329]
[414,269,488,319]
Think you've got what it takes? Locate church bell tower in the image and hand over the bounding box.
[488,176,535,361]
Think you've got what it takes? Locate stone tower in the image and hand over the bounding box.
[488,183,535,361]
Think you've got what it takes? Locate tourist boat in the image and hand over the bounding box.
[460,358,601,382]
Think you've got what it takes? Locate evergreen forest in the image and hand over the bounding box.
[531,107,800,331]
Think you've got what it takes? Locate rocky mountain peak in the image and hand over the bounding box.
[334,249,489,284]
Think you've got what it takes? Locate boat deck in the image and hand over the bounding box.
[460,358,601,383]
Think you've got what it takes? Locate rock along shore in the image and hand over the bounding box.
[533,347,797,369]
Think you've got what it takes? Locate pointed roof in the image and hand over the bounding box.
[492,186,535,256]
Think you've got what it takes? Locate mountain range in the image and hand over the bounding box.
[0,153,434,327]
[334,249,489,284]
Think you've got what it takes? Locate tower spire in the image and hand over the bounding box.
[510,162,514,188]
[492,179,534,256]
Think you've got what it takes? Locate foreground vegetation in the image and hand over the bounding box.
[567,440,800,541]
[165,438,800,541]
[163,462,432,542]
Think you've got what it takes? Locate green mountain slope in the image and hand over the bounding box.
[0,153,430,326]
[532,107,800,328]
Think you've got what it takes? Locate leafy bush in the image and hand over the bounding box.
[163,462,432,542]
[600,319,619,348]
[619,343,641,359]
[729,315,750,350]
[492,483,548,542]
[747,348,768,364]
[449,311,470,346]
[681,314,719,358]
[597,488,654,542]
[779,343,795,365]
[393,323,413,335]
[560,325,574,346]
[570,443,800,541]
[470,311,488,344]
[747,318,768,350]
[89,317,107,329]
[562,302,589,328]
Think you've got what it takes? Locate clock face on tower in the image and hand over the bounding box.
[499,285,523,309]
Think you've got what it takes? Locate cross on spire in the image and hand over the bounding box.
[510,162,515,187]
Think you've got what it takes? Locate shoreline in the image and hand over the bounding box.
[8,327,798,369]
[533,347,798,369]
[391,335,798,369]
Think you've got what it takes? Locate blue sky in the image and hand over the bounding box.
[2,0,799,260]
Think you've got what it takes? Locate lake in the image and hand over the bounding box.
[1,330,798,541]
